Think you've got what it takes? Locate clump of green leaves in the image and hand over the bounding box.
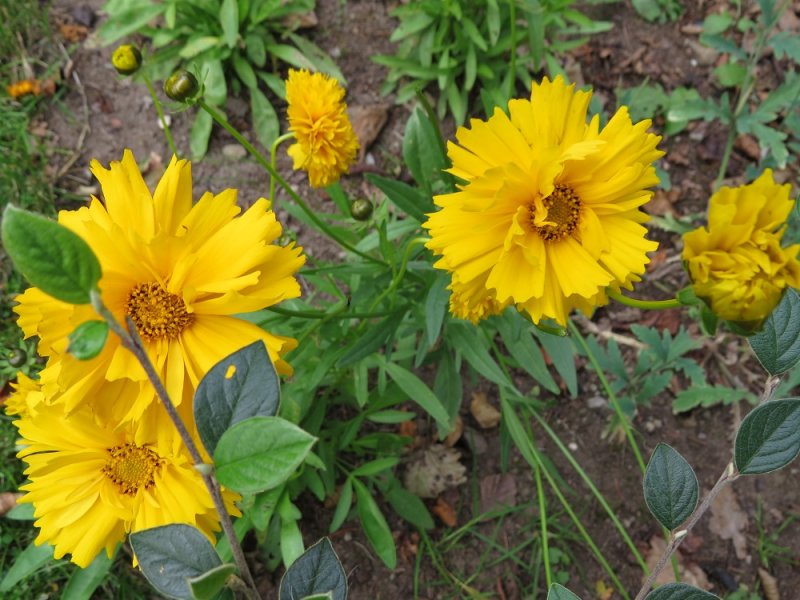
[631,0,683,24]
[374,0,611,124]
[99,0,343,157]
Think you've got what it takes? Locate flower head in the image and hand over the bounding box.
[682,170,800,324]
[285,69,359,188]
[13,389,239,568]
[14,150,305,422]
[111,44,142,76]
[424,76,663,325]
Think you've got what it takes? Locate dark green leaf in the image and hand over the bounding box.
[2,205,101,304]
[350,457,399,478]
[366,174,432,223]
[643,444,699,530]
[672,386,754,413]
[402,107,446,194]
[194,341,280,456]
[67,320,108,360]
[495,316,559,394]
[130,525,221,600]
[214,416,316,494]
[62,549,115,600]
[329,479,353,533]
[337,309,407,367]
[547,583,583,600]
[380,359,451,431]
[749,288,800,375]
[189,563,236,600]
[535,328,578,396]
[353,479,397,568]
[734,398,800,474]
[384,484,434,530]
[0,542,56,592]
[449,322,516,390]
[644,583,720,600]
[424,275,449,348]
[279,538,347,600]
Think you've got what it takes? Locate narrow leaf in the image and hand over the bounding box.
[0,542,55,592]
[449,322,516,391]
[366,174,432,222]
[219,0,239,48]
[61,549,115,600]
[643,444,699,530]
[67,320,109,360]
[279,538,347,600]
[251,87,279,150]
[644,582,721,599]
[353,479,397,568]
[748,288,800,375]
[381,359,451,431]
[735,398,800,474]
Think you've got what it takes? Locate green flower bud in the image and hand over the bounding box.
[7,348,27,368]
[164,70,199,102]
[111,44,142,76]
[350,198,373,221]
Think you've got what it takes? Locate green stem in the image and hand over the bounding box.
[533,456,551,589]
[608,289,681,311]
[143,74,178,157]
[269,132,295,204]
[367,236,428,312]
[196,100,386,267]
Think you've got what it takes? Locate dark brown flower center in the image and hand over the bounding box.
[126,282,194,340]
[531,184,582,242]
[102,443,162,496]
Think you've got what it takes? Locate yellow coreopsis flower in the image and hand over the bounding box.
[682,169,800,324]
[424,76,664,325]
[14,150,305,422]
[14,390,239,568]
[285,69,360,188]
[4,373,44,418]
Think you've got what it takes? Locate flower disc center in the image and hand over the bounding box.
[126,282,194,340]
[532,184,582,242]
[102,443,161,496]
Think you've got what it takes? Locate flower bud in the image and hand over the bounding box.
[111,45,142,76]
[164,70,199,102]
[350,198,373,221]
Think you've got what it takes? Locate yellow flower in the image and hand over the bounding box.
[682,170,800,323]
[14,150,305,422]
[424,76,663,325]
[4,372,45,418]
[14,390,239,568]
[285,69,359,188]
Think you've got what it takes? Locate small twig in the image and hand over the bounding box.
[575,316,648,351]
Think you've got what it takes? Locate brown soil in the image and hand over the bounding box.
[29,0,800,598]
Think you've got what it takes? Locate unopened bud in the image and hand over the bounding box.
[350,198,373,221]
[111,44,142,76]
[164,70,199,102]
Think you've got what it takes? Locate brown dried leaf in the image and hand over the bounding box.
[403,444,467,499]
[443,415,463,447]
[735,134,762,161]
[431,496,457,527]
[470,391,501,429]
[0,492,22,517]
[759,567,780,600]
[478,474,517,515]
[59,22,89,42]
[348,104,390,161]
[709,486,749,560]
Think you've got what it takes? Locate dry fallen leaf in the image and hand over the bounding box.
[643,535,711,589]
[403,444,466,498]
[0,492,22,517]
[470,391,501,429]
[59,22,89,42]
[759,567,780,600]
[348,104,390,161]
[709,486,749,560]
[431,496,457,527]
[478,473,517,515]
[443,415,463,447]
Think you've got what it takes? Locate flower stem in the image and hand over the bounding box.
[90,291,260,598]
[608,289,681,310]
[533,456,551,588]
[269,133,294,204]
[196,99,385,267]
[143,74,179,158]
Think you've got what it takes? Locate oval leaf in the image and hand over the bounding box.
[68,320,109,360]
[188,563,236,600]
[547,583,583,600]
[129,524,221,600]
[2,205,101,304]
[644,582,721,600]
[214,416,316,494]
[643,443,699,530]
[353,479,397,569]
[279,538,347,600]
[748,288,800,375]
[734,398,800,474]
[194,341,280,455]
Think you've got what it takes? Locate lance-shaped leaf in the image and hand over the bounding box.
[279,538,347,600]
[353,478,396,569]
[644,582,721,599]
[748,288,800,375]
[643,444,699,530]
[130,524,222,600]
[547,583,582,599]
[735,398,800,474]
[2,205,101,304]
[68,321,109,361]
[194,341,280,455]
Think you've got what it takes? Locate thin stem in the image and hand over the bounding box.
[367,236,428,313]
[143,74,178,157]
[607,289,681,311]
[533,457,551,589]
[90,292,259,598]
[196,100,385,267]
[269,132,294,204]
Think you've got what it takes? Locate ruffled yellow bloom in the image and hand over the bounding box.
[683,170,800,323]
[14,150,305,422]
[285,69,359,188]
[424,76,663,325]
[14,388,239,568]
[4,372,45,418]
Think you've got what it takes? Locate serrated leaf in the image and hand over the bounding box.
[672,386,753,413]
[214,416,316,494]
[734,398,800,474]
[749,288,800,375]
[643,444,699,530]
[353,479,397,568]
[130,525,221,600]
[194,341,280,456]
[644,582,720,599]
[2,205,101,304]
[188,563,236,600]
[279,538,347,600]
[67,320,108,360]
[547,583,582,600]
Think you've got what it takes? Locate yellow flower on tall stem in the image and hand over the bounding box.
[285,69,359,188]
[14,150,305,422]
[683,169,800,324]
[424,76,664,326]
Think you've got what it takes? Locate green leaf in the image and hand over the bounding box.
[232,52,257,89]
[98,4,166,43]
[179,36,221,59]
[702,13,733,35]
[194,341,280,456]
[495,315,559,394]
[714,63,747,87]
[535,327,578,396]
[214,416,317,494]
[62,549,115,600]
[547,583,583,600]
[67,320,109,360]
[644,583,721,599]
[771,31,800,62]
[353,479,397,568]
[384,483,434,530]
[278,495,304,567]
[424,275,449,348]
[5,502,34,520]
[337,309,407,367]
[350,457,399,478]
[402,107,447,194]
[203,60,227,106]
[380,359,451,431]
[188,563,236,600]
[643,444,699,530]
[366,174,432,223]
[279,538,347,600]
[251,87,279,150]
[2,205,102,304]
[734,398,800,475]
[750,290,800,375]
[0,541,56,592]
[219,0,240,48]
[449,322,516,391]
[190,109,214,160]
[672,386,754,413]
[130,525,221,600]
